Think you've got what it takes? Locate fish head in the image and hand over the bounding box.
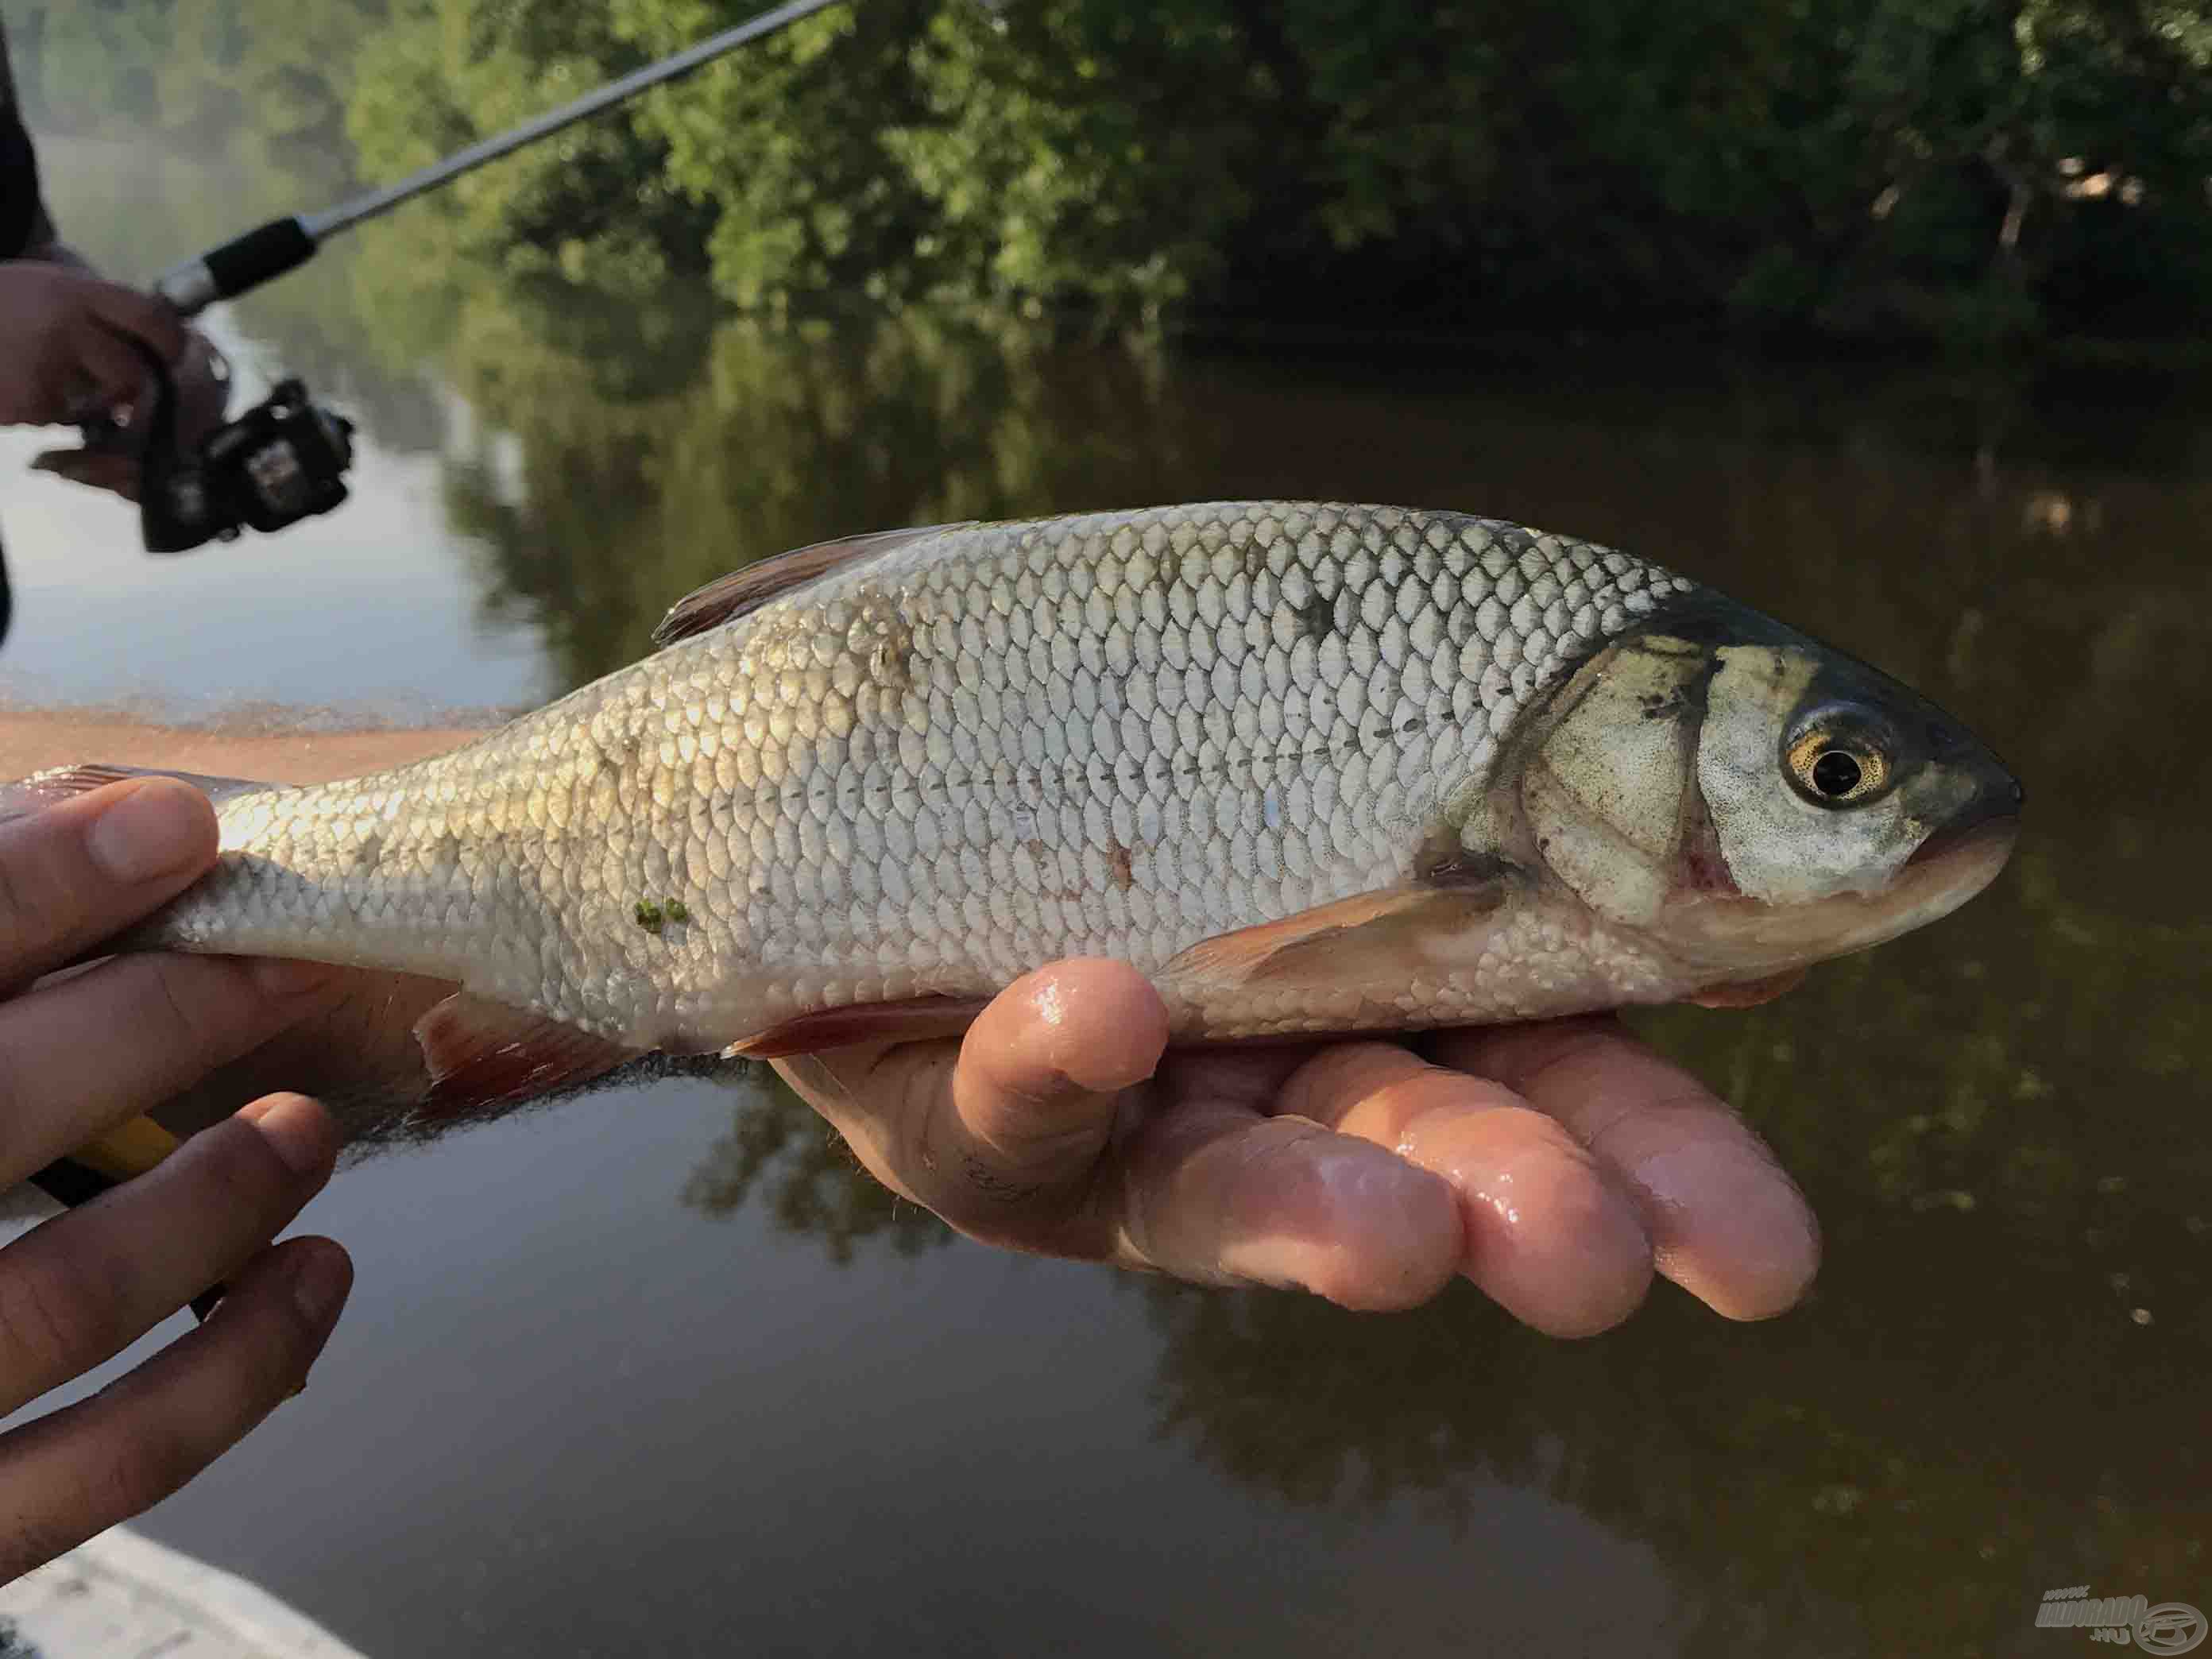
[1497,594,2021,988]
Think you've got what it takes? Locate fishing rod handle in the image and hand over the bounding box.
[153,217,317,317]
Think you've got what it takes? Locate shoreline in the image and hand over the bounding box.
[0,710,490,786]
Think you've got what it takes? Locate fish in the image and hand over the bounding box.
[15,501,2020,1120]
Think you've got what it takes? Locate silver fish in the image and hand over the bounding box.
[24,502,2018,1110]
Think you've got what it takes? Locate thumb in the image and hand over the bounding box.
[31,449,142,501]
[946,959,1169,1203]
[776,960,1168,1242]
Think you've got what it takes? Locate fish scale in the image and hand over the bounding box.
[145,501,1701,1050]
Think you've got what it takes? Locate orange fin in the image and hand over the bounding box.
[1685,968,1808,1009]
[652,523,971,648]
[1162,880,1511,988]
[413,992,642,1116]
[0,762,273,828]
[723,996,989,1059]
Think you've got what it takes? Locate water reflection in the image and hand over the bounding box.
[681,1067,949,1263]
[560,300,2209,1654]
[14,134,2210,1659]
[431,303,1186,688]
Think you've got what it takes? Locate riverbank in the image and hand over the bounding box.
[0,711,484,787]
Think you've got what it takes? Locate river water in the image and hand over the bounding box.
[0,138,2206,1657]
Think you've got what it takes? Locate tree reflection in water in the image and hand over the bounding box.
[407,287,2212,1655]
[39,179,2196,1649]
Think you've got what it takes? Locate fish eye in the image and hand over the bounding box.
[1784,710,1895,808]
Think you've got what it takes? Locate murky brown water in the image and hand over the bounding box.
[1,139,2206,1657]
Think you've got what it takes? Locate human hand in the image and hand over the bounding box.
[773,961,1819,1332]
[0,261,188,431]
[0,776,352,1581]
[0,261,227,501]
[25,332,229,505]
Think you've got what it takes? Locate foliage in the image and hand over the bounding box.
[11,0,379,185]
[15,0,2210,348]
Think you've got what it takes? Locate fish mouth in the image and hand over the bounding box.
[1908,725,2023,868]
[1905,813,2021,900]
[1896,810,2017,909]
[1811,806,2020,957]
[1908,795,2023,871]
[1658,806,2018,975]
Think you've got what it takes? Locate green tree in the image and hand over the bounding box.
[335,0,2212,347]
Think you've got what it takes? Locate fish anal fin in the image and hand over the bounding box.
[1162,880,1512,991]
[0,763,274,828]
[652,522,973,648]
[724,996,989,1059]
[413,992,641,1116]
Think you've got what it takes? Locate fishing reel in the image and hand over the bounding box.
[0,346,357,651]
[131,341,356,555]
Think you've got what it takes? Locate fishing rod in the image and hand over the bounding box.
[118,0,845,557]
[157,0,844,315]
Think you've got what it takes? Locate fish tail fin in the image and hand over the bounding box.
[0,761,282,828]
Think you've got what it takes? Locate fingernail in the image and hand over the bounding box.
[288,1244,352,1327]
[86,781,207,882]
[240,1093,333,1179]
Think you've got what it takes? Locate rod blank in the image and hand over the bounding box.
[154,0,844,315]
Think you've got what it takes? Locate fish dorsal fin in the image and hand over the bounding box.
[652,523,971,648]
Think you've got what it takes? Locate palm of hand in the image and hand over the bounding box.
[773,959,1819,1333]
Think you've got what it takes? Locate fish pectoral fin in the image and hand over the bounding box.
[652,522,976,648]
[722,996,992,1059]
[1683,967,1808,1009]
[0,761,276,827]
[1161,880,1510,991]
[413,992,644,1116]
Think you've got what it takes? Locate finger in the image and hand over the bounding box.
[1428,1018,1820,1321]
[67,325,154,420]
[0,1236,350,1582]
[774,962,1463,1309]
[952,963,1456,1305]
[0,1094,341,1417]
[1275,1042,1654,1336]
[1110,1071,1464,1310]
[0,778,217,990]
[942,959,1168,1217]
[0,953,338,1186]
[81,284,188,365]
[777,960,1169,1227]
[29,449,141,500]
